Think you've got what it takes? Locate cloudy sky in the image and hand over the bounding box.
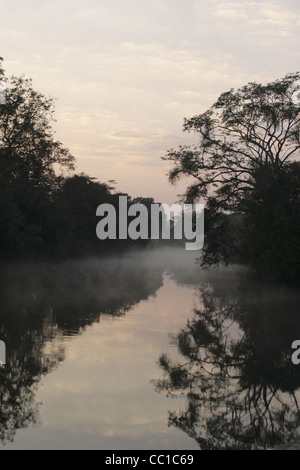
[1,0,299,203]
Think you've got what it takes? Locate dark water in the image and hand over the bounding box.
[0,248,300,450]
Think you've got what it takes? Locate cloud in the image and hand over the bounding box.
[211,1,300,39]
[212,1,248,18]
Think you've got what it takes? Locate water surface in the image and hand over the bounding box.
[0,248,299,450]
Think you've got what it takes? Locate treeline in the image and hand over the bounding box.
[0,60,153,260]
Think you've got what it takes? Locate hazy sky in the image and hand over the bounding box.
[1,0,299,203]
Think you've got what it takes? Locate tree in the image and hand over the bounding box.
[164,73,300,281]
[0,59,75,188]
[52,174,118,256]
[0,59,75,258]
[0,60,157,259]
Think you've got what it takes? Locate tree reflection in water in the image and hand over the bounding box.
[155,278,300,450]
[0,255,164,444]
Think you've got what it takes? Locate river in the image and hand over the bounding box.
[0,248,300,450]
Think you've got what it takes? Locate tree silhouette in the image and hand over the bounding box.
[164,73,300,282]
[0,60,155,259]
[154,280,300,449]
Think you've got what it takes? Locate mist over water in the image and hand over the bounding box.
[0,247,299,449]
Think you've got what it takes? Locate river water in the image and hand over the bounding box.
[0,248,300,450]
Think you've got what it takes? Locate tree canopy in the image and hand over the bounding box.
[0,59,75,189]
[164,73,300,283]
[0,60,152,259]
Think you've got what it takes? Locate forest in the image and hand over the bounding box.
[0,59,155,259]
[1,60,300,284]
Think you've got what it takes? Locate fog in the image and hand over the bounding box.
[0,247,237,323]
[0,247,299,449]
[0,247,240,445]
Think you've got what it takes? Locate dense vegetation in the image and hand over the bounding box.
[1,60,299,283]
[164,73,300,284]
[0,60,152,260]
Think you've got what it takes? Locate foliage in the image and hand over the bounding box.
[164,73,300,282]
[0,60,151,259]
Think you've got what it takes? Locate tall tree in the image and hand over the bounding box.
[0,59,76,257]
[164,73,300,281]
[0,59,75,189]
